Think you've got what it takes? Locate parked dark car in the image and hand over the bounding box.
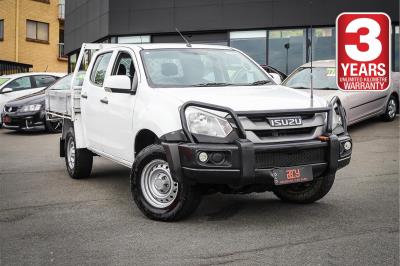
[2,73,84,133]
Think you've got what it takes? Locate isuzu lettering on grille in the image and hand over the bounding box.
[267,116,302,127]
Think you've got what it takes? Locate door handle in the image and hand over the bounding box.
[81,93,88,99]
[100,97,108,104]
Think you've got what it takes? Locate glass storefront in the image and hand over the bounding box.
[268,29,306,74]
[230,31,267,65]
[311,27,335,61]
[395,26,399,72]
[117,35,151,44]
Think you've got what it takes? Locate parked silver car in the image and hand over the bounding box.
[283,60,399,125]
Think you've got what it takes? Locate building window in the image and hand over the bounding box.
[309,27,335,62]
[117,35,151,44]
[268,29,307,75]
[26,20,49,43]
[0,19,4,41]
[394,26,399,72]
[32,0,50,4]
[230,31,267,65]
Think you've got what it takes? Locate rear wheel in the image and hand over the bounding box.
[273,174,335,203]
[65,130,93,179]
[131,144,201,221]
[381,95,398,122]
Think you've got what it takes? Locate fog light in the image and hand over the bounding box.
[344,141,352,151]
[210,152,225,164]
[198,152,208,163]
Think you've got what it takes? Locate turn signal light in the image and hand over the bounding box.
[318,135,330,142]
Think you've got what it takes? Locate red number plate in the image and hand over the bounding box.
[3,115,11,124]
[272,166,313,186]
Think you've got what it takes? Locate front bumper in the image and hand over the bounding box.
[1,110,45,130]
[163,134,351,185]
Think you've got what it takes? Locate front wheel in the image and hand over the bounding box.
[65,130,93,179]
[273,174,335,204]
[131,144,201,221]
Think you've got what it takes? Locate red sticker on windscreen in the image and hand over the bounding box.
[336,13,391,91]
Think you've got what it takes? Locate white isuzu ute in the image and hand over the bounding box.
[46,43,352,221]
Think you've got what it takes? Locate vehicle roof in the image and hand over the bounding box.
[300,60,335,68]
[117,43,234,50]
[0,72,66,79]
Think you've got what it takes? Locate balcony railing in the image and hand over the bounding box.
[58,4,65,20]
[58,43,67,59]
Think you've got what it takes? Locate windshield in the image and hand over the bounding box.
[0,78,10,87]
[283,67,338,90]
[140,48,272,87]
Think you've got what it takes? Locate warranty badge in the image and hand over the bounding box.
[336,13,391,91]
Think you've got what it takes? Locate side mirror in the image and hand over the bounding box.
[269,73,282,84]
[104,75,132,92]
[1,88,13,94]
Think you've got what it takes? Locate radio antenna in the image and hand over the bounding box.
[309,1,314,107]
[176,28,192,47]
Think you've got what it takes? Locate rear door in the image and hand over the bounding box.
[347,90,389,123]
[80,51,114,152]
[101,49,138,161]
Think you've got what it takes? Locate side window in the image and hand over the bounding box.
[6,77,32,91]
[90,52,112,86]
[34,75,57,87]
[112,52,135,79]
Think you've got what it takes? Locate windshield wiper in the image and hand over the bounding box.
[191,82,232,87]
[247,80,273,86]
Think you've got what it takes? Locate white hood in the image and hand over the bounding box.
[156,85,327,111]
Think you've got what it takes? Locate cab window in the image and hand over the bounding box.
[90,52,112,86]
[112,52,135,79]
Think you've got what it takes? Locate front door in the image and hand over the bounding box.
[101,50,137,161]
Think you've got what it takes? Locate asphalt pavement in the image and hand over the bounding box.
[0,117,398,266]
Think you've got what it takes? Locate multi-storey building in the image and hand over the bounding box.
[0,0,67,74]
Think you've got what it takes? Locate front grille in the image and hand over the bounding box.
[254,127,315,138]
[255,147,327,168]
[247,114,315,123]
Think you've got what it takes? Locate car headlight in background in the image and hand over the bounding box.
[21,104,42,112]
[332,104,344,134]
[185,107,233,138]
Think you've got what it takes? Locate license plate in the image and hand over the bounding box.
[3,115,11,123]
[272,166,313,186]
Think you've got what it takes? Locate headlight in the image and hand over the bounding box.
[332,104,344,134]
[21,104,42,112]
[185,107,233,138]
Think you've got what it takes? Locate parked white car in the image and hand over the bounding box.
[0,72,66,125]
[46,43,352,221]
[283,60,399,125]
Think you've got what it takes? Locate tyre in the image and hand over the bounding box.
[273,174,335,204]
[64,129,93,179]
[131,144,201,221]
[45,119,62,133]
[381,95,398,122]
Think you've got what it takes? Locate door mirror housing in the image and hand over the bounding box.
[1,88,13,94]
[269,73,282,84]
[104,75,132,92]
